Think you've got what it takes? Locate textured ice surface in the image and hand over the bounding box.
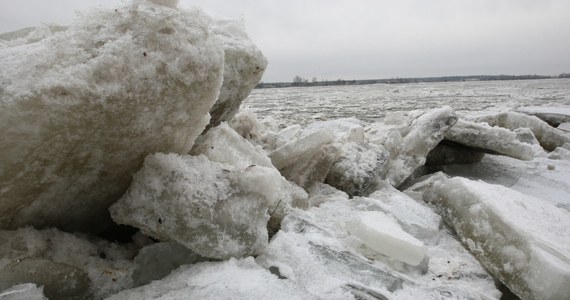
[325,142,389,196]
[426,177,570,300]
[368,183,442,242]
[302,118,365,143]
[191,122,273,169]
[347,211,426,266]
[206,20,267,129]
[548,146,570,160]
[383,107,457,187]
[0,0,225,232]
[0,283,46,300]
[307,182,349,207]
[0,227,135,299]
[109,153,271,259]
[517,105,570,126]
[445,119,536,160]
[437,154,570,211]
[132,242,208,287]
[257,195,498,299]
[559,122,570,132]
[106,257,312,300]
[228,109,266,143]
[475,111,570,151]
[281,144,340,188]
[270,127,336,169]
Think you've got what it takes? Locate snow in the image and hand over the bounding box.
[347,211,426,266]
[425,177,570,300]
[106,257,313,300]
[257,194,499,299]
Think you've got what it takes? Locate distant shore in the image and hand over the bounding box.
[256,73,570,89]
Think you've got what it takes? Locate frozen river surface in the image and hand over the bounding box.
[244,78,570,124]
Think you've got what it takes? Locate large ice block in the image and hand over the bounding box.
[445,119,536,160]
[383,107,457,187]
[325,142,389,196]
[270,128,336,169]
[206,20,267,129]
[0,0,227,232]
[109,154,272,259]
[191,122,273,169]
[426,177,570,300]
[475,111,570,151]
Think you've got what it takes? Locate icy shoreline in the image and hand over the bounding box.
[1,1,570,299]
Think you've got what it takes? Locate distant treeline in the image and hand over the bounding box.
[255,73,570,89]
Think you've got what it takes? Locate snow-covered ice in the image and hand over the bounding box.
[516,105,570,126]
[206,20,267,129]
[191,122,273,169]
[0,0,266,233]
[110,153,271,259]
[474,111,570,151]
[325,142,389,196]
[347,211,426,266]
[445,119,537,160]
[382,107,457,187]
[368,183,442,242]
[436,154,570,211]
[106,257,313,300]
[425,177,570,300]
[270,127,336,169]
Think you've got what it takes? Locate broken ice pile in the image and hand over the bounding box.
[2,0,570,298]
[0,0,266,233]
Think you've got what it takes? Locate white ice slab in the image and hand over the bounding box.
[427,177,570,300]
[347,211,426,266]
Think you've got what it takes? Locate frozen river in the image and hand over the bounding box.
[243,78,570,125]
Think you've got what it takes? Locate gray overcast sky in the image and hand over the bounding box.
[1,0,570,82]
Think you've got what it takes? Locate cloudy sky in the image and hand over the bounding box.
[1,0,569,82]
